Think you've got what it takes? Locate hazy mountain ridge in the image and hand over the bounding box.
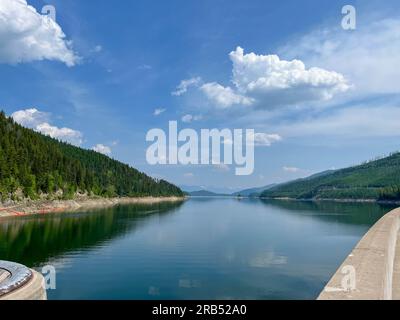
[186,184,277,197]
[232,184,277,197]
[187,190,229,197]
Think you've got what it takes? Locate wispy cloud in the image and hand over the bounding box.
[273,104,400,139]
[92,45,103,53]
[283,166,301,173]
[153,108,166,116]
[279,18,400,97]
[223,132,282,147]
[250,132,282,147]
[138,64,152,70]
[172,77,202,96]
[181,114,202,123]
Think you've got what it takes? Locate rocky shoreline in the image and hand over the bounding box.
[0,196,186,218]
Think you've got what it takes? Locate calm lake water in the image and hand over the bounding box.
[0,198,396,300]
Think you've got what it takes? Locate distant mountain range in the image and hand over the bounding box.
[261,153,400,201]
[186,184,277,197]
[180,185,242,195]
[187,190,229,197]
[232,184,277,197]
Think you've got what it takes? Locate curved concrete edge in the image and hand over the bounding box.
[0,260,33,297]
[0,269,46,300]
[318,208,400,300]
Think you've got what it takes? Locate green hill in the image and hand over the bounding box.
[261,153,400,201]
[0,111,183,201]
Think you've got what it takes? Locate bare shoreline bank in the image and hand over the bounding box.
[0,196,186,218]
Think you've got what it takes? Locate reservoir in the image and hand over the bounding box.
[0,198,395,300]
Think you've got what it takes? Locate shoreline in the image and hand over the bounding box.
[259,197,400,205]
[0,196,186,218]
[185,195,400,205]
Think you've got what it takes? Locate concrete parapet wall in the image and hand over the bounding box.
[318,208,400,300]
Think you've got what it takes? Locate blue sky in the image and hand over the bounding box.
[1,0,400,193]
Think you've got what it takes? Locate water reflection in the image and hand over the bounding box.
[260,199,396,226]
[0,201,184,267]
[249,251,288,268]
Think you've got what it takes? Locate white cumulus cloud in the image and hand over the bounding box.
[229,47,349,107]
[36,122,83,145]
[11,108,49,127]
[179,47,349,109]
[172,77,201,96]
[11,108,83,145]
[92,144,111,155]
[0,0,78,66]
[200,82,254,109]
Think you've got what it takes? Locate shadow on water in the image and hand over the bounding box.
[0,201,184,268]
[259,199,397,226]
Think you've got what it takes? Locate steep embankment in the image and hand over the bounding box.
[261,153,400,201]
[0,110,183,203]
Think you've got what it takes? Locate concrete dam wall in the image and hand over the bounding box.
[319,208,400,300]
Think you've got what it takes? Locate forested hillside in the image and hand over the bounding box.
[0,111,183,201]
[261,153,400,201]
